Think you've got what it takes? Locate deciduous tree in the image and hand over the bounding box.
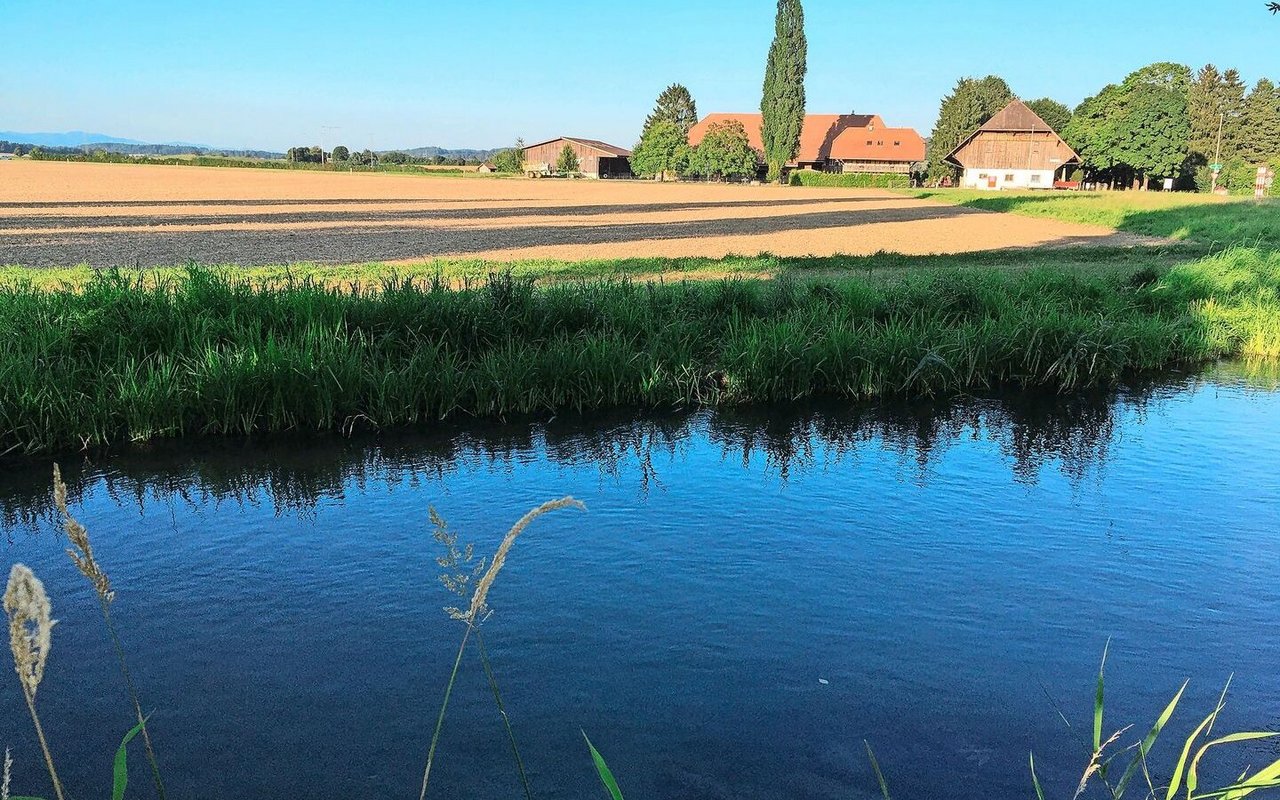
[689,119,759,181]
[492,138,524,173]
[760,0,807,183]
[331,145,350,162]
[630,119,690,180]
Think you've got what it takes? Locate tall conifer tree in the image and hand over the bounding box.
[760,0,807,183]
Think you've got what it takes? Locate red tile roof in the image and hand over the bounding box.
[688,113,926,164]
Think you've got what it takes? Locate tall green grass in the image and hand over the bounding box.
[2,248,1278,454]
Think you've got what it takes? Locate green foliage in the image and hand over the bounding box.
[492,138,525,173]
[643,84,698,137]
[1187,64,1247,165]
[3,246,1280,453]
[1116,64,1192,183]
[925,75,1015,181]
[789,170,909,188]
[630,119,690,179]
[584,734,624,800]
[555,144,580,174]
[1241,78,1280,163]
[688,119,759,180]
[330,145,350,162]
[760,0,807,182]
[1065,63,1190,186]
[1024,97,1072,134]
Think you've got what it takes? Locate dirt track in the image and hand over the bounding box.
[0,161,1159,267]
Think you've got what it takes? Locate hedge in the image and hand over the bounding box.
[788,170,911,188]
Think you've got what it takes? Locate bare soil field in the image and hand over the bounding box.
[0,161,1160,267]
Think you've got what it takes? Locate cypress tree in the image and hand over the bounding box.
[760,0,807,183]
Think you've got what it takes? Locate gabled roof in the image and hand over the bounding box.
[980,100,1056,133]
[687,113,927,165]
[944,100,1081,167]
[524,136,632,157]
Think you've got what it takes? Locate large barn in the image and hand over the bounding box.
[521,137,632,178]
[687,113,926,175]
[945,101,1080,190]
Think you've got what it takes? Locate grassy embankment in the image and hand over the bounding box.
[2,244,1278,454]
[902,189,1280,249]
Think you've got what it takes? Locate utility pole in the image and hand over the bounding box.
[1210,112,1225,193]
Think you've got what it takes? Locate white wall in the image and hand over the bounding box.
[961,168,1056,190]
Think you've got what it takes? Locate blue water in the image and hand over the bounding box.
[1,368,1278,800]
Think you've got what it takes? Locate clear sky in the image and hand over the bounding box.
[1,0,1275,152]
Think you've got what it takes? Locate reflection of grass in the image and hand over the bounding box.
[903,189,1279,249]
[1,248,1278,454]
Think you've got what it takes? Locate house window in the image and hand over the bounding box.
[866,140,873,145]
[877,141,884,146]
[893,141,901,146]
[978,173,988,179]
[1030,174,1042,184]
[1005,174,1015,182]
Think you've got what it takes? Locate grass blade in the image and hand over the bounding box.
[1095,639,1110,753]
[1115,679,1188,798]
[583,732,624,800]
[112,717,148,800]
[865,741,892,800]
[1030,752,1047,800]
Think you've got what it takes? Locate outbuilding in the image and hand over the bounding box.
[521,137,632,178]
[945,100,1080,190]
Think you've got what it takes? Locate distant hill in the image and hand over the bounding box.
[82,142,283,159]
[0,130,150,147]
[394,146,504,161]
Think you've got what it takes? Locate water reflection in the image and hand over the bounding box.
[1,370,1240,530]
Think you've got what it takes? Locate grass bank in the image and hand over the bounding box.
[903,189,1280,249]
[0,246,1198,292]
[2,247,1277,454]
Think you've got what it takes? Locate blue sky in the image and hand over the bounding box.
[1,0,1275,152]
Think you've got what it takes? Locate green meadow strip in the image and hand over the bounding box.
[1,247,1278,454]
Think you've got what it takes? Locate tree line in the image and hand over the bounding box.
[926,61,1280,193]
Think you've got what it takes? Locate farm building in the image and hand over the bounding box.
[945,100,1080,190]
[521,137,632,178]
[687,113,926,175]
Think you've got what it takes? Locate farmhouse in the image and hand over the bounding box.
[687,113,926,175]
[945,100,1080,190]
[521,137,632,178]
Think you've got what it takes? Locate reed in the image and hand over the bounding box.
[52,464,166,800]
[2,249,1278,455]
[419,497,586,800]
[4,564,64,800]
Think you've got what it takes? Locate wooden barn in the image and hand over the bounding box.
[945,100,1080,190]
[687,113,926,175]
[521,137,632,178]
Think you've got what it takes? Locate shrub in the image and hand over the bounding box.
[788,171,911,189]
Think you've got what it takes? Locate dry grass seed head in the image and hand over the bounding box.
[2,747,10,800]
[458,496,586,624]
[4,564,55,699]
[52,464,113,604]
